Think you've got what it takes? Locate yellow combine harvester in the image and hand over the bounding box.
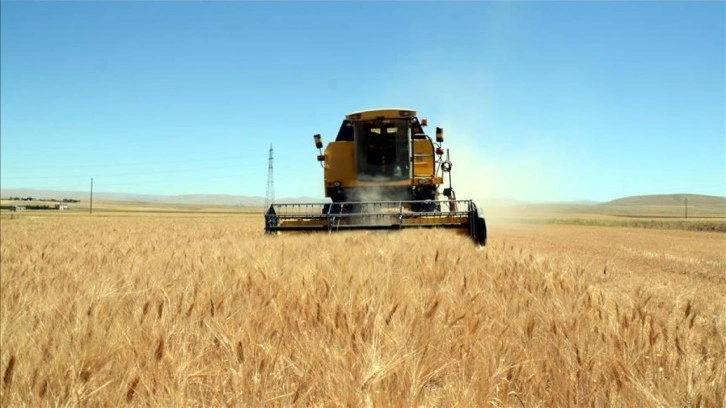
[264,108,487,245]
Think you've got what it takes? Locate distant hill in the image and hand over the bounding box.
[604,194,726,207]
[552,200,601,205]
[0,188,327,207]
[3,188,724,210]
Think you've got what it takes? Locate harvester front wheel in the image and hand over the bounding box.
[475,216,487,246]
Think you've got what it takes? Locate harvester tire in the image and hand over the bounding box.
[475,216,487,246]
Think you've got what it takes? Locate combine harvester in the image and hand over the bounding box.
[264,108,487,246]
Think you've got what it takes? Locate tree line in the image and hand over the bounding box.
[3,197,81,203]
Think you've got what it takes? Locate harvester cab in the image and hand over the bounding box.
[264,108,487,245]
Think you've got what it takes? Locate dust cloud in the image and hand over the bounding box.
[352,113,571,220]
[431,117,569,221]
[356,188,392,204]
[381,63,571,211]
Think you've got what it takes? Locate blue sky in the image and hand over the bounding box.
[1,1,724,203]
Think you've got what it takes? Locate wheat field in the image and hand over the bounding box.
[1,213,724,407]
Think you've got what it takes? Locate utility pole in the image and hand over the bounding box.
[685,197,688,219]
[265,145,274,211]
[90,177,93,214]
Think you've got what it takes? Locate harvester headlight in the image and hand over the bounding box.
[442,161,452,172]
[332,181,342,187]
[417,178,428,185]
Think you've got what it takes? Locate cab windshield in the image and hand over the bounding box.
[354,119,410,180]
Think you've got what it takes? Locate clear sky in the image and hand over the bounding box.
[1,0,724,203]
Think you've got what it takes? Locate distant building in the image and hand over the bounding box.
[12,206,25,212]
[55,203,69,211]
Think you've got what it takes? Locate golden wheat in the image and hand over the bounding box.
[0,214,724,407]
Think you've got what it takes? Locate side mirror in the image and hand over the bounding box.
[435,127,444,143]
